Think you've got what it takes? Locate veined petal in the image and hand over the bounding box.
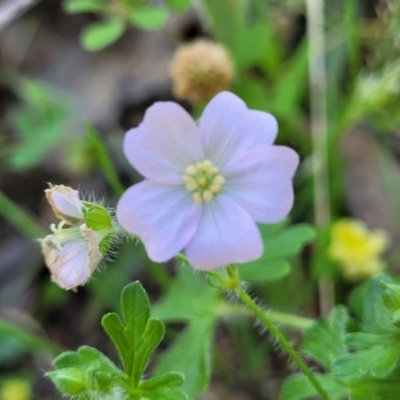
[45,185,84,224]
[198,92,278,166]
[185,196,263,270]
[41,225,103,291]
[116,180,202,262]
[223,146,299,223]
[124,102,203,184]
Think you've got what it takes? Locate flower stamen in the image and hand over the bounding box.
[183,160,225,203]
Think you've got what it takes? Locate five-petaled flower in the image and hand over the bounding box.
[117,92,299,270]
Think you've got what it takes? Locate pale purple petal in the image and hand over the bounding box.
[116,180,201,262]
[45,185,84,223]
[124,102,203,184]
[222,146,299,223]
[185,196,263,270]
[198,92,278,166]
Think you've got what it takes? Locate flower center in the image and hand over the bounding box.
[182,159,226,203]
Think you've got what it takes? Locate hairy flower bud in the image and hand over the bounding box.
[169,39,235,105]
[45,185,84,225]
[41,184,118,290]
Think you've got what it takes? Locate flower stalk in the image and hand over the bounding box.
[207,265,331,400]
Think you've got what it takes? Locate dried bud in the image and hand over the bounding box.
[41,224,104,291]
[169,39,235,105]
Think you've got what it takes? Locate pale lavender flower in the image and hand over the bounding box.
[117,92,299,270]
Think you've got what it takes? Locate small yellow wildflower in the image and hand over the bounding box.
[0,378,31,400]
[169,39,235,105]
[329,219,388,280]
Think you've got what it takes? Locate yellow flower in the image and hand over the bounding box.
[0,379,31,400]
[169,39,235,105]
[329,219,388,280]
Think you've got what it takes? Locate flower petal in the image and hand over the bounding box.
[185,196,263,270]
[198,92,278,166]
[222,146,299,223]
[45,185,84,224]
[124,102,203,184]
[41,226,103,291]
[116,180,201,262]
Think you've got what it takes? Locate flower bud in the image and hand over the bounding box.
[83,202,113,231]
[45,185,84,225]
[169,39,235,105]
[41,224,104,291]
[47,368,87,396]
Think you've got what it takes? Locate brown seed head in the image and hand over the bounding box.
[169,39,235,105]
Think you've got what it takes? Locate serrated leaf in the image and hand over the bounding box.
[281,373,348,400]
[165,0,190,12]
[362,275,396,334]
[105,282,165,387]
[129,7,167,30]
[301,306,350,369]
[53,351,86,369]
[333,334,400,378]
[63,0,106,13]
[140,372,184,390]
[80,19,125,51]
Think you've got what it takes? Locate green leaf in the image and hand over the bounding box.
[301,306,350,369]
[63,0,106,13]
[165,0,191,12]
[101,312,132,374]
[80,19,125,51]
[152,266,219,396]
[140,372,184,390]
[129,8,167,31]
[239,258,290,282]
[262,223,316,259]
[281,373,348,400]
[155,321,214,396]
[362,275,396,334]
[381,282,400,313]
[152,265,219,322]
[232,23,274,70]
[46,368,87,396]
[103,282,165,388]
[273,40,308,118]
[333,333,400,378]
[239,223,316,282]
[8,79,69,171]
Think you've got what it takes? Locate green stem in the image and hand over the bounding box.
[146,260,172,291]
[235,285,331,400]
[0,190,46,238]
[87,123,125,197]
[217,301,314,330]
